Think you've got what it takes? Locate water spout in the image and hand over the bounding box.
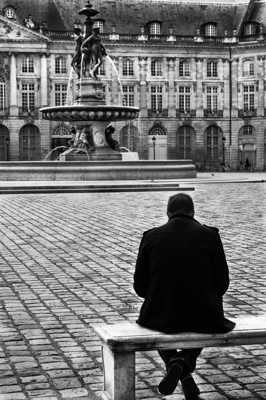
[65,67,74,105]
[106,55,124,105]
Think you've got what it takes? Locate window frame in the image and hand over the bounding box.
[21,83,35,111]
[178,86,191,113]
[151,59,162,77]
[0,78,6,112]
[54,83,68,106]
[22,56,34,74]
[122,59,134,76]
[55,57,67,75]
[122,85,135,107]
[207,60,218,78]
[243,84,255,112]
[151,85,163,113]
[206,86,218,112]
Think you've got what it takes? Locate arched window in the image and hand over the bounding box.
[122,59,134,76]
[151,59,162,76]
[19,124,40,160]
[177,126,194,159]
[55,57,67,74]
[52,124,71,137]
[93,19,104,33]
[239,125,255,136]
[0,125,10,161]
[22,56,34,73]
[203,23,217,37]
[149,22,161,36]
[119,125,138,151]
[148,124,166,136]
[205,125,221,162]
[0,78,6,112]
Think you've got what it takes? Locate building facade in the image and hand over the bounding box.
[0,0,266,170]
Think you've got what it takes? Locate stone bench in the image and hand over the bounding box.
[92,315,266,400]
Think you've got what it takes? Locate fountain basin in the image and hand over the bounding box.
[40,105,139,122]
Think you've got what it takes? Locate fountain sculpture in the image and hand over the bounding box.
[41,1,139,162]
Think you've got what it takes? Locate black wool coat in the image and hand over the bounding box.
[134,215,235,334]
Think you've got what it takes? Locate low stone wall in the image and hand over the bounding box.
[0,160,196,181]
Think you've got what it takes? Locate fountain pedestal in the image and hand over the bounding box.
[60,120,122,161]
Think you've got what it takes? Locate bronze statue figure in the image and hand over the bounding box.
[71,26,107,80]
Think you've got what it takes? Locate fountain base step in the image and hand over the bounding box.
[0,160,196,181]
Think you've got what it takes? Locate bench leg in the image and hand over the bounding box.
[101,344,135,400]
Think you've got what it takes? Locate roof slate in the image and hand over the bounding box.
[55,0,248,35]
[0,0,256,36]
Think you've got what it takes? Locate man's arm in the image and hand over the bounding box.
[133,234,149,298]
[212,230,230,296]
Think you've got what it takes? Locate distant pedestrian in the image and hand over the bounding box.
[134,193,235,398]
[244,158,251,171]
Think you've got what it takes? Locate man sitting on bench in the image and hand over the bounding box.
[134,193,235,399]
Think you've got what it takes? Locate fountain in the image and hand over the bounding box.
[38,0,196,180]
[41,0,138,163]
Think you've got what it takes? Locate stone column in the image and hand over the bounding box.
[231,58,239,117]
[40,54,48,107]
[195,58,203,117]
[138,57,148,117]
[9,53,18,116]
[257,56,264,116]
[167,57,176,118]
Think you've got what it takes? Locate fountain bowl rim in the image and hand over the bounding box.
[40,105,139,122]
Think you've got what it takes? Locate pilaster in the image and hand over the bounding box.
[9,53,18,116]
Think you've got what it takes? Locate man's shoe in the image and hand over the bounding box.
[158,359,184,395]
[181,373,200,400]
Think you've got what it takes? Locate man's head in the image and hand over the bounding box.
[167,193,194,219]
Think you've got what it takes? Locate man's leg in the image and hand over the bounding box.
[158,348,202,397]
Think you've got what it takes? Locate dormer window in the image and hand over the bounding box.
[203,23,217,38]
[243,22,260,37]
[149,22,161,36]
[4,6,16,19]
[93,19,104,34]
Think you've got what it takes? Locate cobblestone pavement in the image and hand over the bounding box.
[0,181,265,400]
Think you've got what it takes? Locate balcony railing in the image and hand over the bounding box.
[238,109,257,118]
[45,31,266,45]
[148,109,168,118]
[176,110,196,118]
[204,110,223,118]
[19,107,39,118]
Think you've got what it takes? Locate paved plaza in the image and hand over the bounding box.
[0,177,265,399]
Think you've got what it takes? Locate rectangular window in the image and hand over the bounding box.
[21,83,35,111]
[55,57,67,74]
[55,83,67,106]
[243,61,254,76]
[122,59,134,76]
[179,60,190,77]
[207,61,218,77]
[179,86,191,112]
[206,86,218,112]
[122,85,135,107]
[0,81,6,111]
[22,57,34,73]
[98,60,105,76]
[151,85,163,112]
[243,85,255,112]
[151,60,162,76]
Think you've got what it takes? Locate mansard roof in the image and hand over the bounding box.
[0,0,66,31]
[55,0,248,36]
[0,0,260,37]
